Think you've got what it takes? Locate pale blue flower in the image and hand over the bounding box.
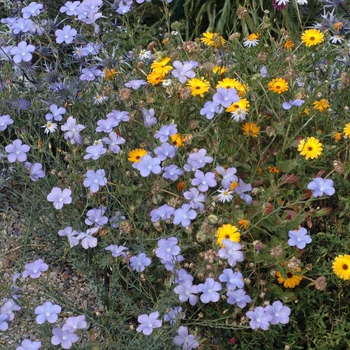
[102,132,125,154]
[58,227,80,248]
[133,155,161,177]
[136,312,162,335]
[174,280,198,306]
[155,124,177,142]
[265,301,291,325]
[246,306,272,330]
[62,315,87,332]
[307,177,335,197]
[219,269,244,290]
[218,239,244,267]
[234,179,253,204]
[105,245,128,258]
[10,41,35,63]
[84,143,106,160]
[156,237,180,261]
[198,278,222,303]
[191,170,217,192]
[77,227,99,249]
[173,204,197,227]
[51,327,79,348]
[22,259,48,279]
[22,2,43,18]
[35,301,61,324]
[60,1,81,16]
[124,79,148,89]
[288,227,312,249]
[6,139,30,163]
[282,99,305,110]
[55,25,77,44]
[130,253,151,272]
[164,307,184,324]
[183,187,206,212]
[0,114,13,131]
[213,87,240,108]
[216,166,238,189]
[16,339,42,350]
[163,164,183,181]
[200,100,223,120]
[226,289,252,308]
[83,169,107,193]
[154,142,176,160]
[24,162,45,182]
[47,187,72,209]
[150,204,175,222]
[171,60,198,83]
[173,326,199,349]
[142,108,157,127]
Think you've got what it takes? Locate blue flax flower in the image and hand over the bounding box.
[282,99,305,110]
[0,114,13,131]
[61,116,85,145]
[105,245,128,258]
[173,204,197,227]
[154,142,176,160]
[84,143,106,160]
[55,25,77,44]
[219,269,244,290]
[186,149,213,169]
[124,79,148,89]
[62,315,87,332]
[234,179,253,204]
[156,237,180,261]
[174,269,193,284]
[130,252,151,272]
[80,66,102,81]
[218,239,244,267]
[174,280,198,306]
[51,327,79,349]
[216,166,238,189]
[164,306,185,324]
[106,110,130,124]
[60,1,81,16]
[85,206,108,227]
[191,170,217,192]
[198,278,222,303]
[136,312,162,335]
[133,155,161,177]
[246,306,272,330]
[200,100,223,120]
[288,227,312,249]
[0,314,8,331]
[16,339,42,350]
[24,162,45,182]
[163,164,183,181]
[45,104,66,122]
[47,187,72,209]
[265,300,291,324]
[155,124,177,142]
[183,188,206,212]
[173,326,199,349]
[10,41,35,63]
[307,177,335,197]
[58,227,80,248]
[226,289,252,308]
[109,211,126,228]
[95,117,119,133]
[142,108,157,127]
[22,2,43,18]
[102,132,125,154]
[1,299,21,321]
[22,259,48,279]
[35,301,61,325]
[150,204,175,222]
[6,139,30,163]
[171,60,198,83]
[77,227,99,249]
[213,87,240,108]
[83,169,107,193]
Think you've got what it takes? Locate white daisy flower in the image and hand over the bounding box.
[93,94,108,104]
[42,121,58,134]
[231,109,247,122]
[162,79,172,87]
[217,189,234,203]
[139,49,152,61]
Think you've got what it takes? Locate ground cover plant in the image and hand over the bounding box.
[2,0,350,349]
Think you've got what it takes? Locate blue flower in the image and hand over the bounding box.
[22,2,43,18]
[173,326,199,349]
[47,187,72,209]
[198,278,222,303]
[183,188,206,212]
[0,114,13,131]
[60,1,81,16]
[163,164,183,181]
[0,314,8,331]
[154,142,176,160]
[58,227,80,248]
[191,170,217,192]
[282,99,305,110]
[213,87,239,108]
[265,300,291,325]
[226,289,252,308]
[200,100,223,120]
[288,227,312,249]
[106,110,130,125]
[124,79,148,89]
[307,177,335,197]
[186,148,213,169]
[130,252,151,272]
[142,108,157,128]
[35,301,61,324]
[61,116,85,145]
[55,25,77,44]
[51,327,79,348]
[10,41,35,63]
[22,259,48,279]
[24,162,45,182]
[173,204,197,227]
[77,227,99,249]
[96,117,119,133]
[218,239,244,267]
[216,166,238,189]
[84,143,106,160]
[164,306,184,324]
[133,155,161,177]
[102,132,125,154]
[150,204,175,222]
[171,60,198,83]
[105,245,128,258]
[246,306,272,330]
[5,139,30,163]
[45,104,66,121]
[218,269,244,290]
[83,169,107,193]
[80,66,102,81]
[155,124,177,142]
[16,339,42,350]
[156,237,180,261]
[85,206,108,227]
[174,280,198,306]
[234,179,253,204]
[136,312,162,335]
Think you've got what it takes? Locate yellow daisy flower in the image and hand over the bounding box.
[128,149,147,162]
[267,78,289,94]
[297,137,323,160]
[216,224,240,247]
[334,131,342,142]
[103,68,119,80]
[200,32,226,47]
[313,99,330,112]
[238,219,249,230]
[301,29,324,47]
[147,71,166,85]
[150,57,173,75]
[332,254,350,280]
[344,123,350,137]
[212,65,227,75]
[171,134,185,147]
[216,78,248,97]
[276,268,303,288]
[226,98,250,113]
[186,77,210,97]
[242,122,259,137]
[284,39,295,50]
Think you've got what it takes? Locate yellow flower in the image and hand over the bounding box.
[333,21,343,32]
[226,98,250,113]
[200,32,226,47]
[171,134,185,147]
[103,68,119,80]
[216,78,248,97]
[212,65,227,74]
[150,57,173,75]
[268,166,279,173]
[238,219,249,230]
[297,137,323,160]
[216,224,240,247]
[276,268,303,288]
[187,77,210,97]
[128,149,147,162]
[313,99,330,112]
[334,131,342,142]
[301,29,324,47]
[242,122,259,137]
[147,71,166,85]
[332,254,350,280]
[344,123,350,137]
[284,39,295,50]
[267,78,288,94]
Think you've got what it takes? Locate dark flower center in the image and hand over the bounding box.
[343,264,348,270]
[287,272,293,278]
